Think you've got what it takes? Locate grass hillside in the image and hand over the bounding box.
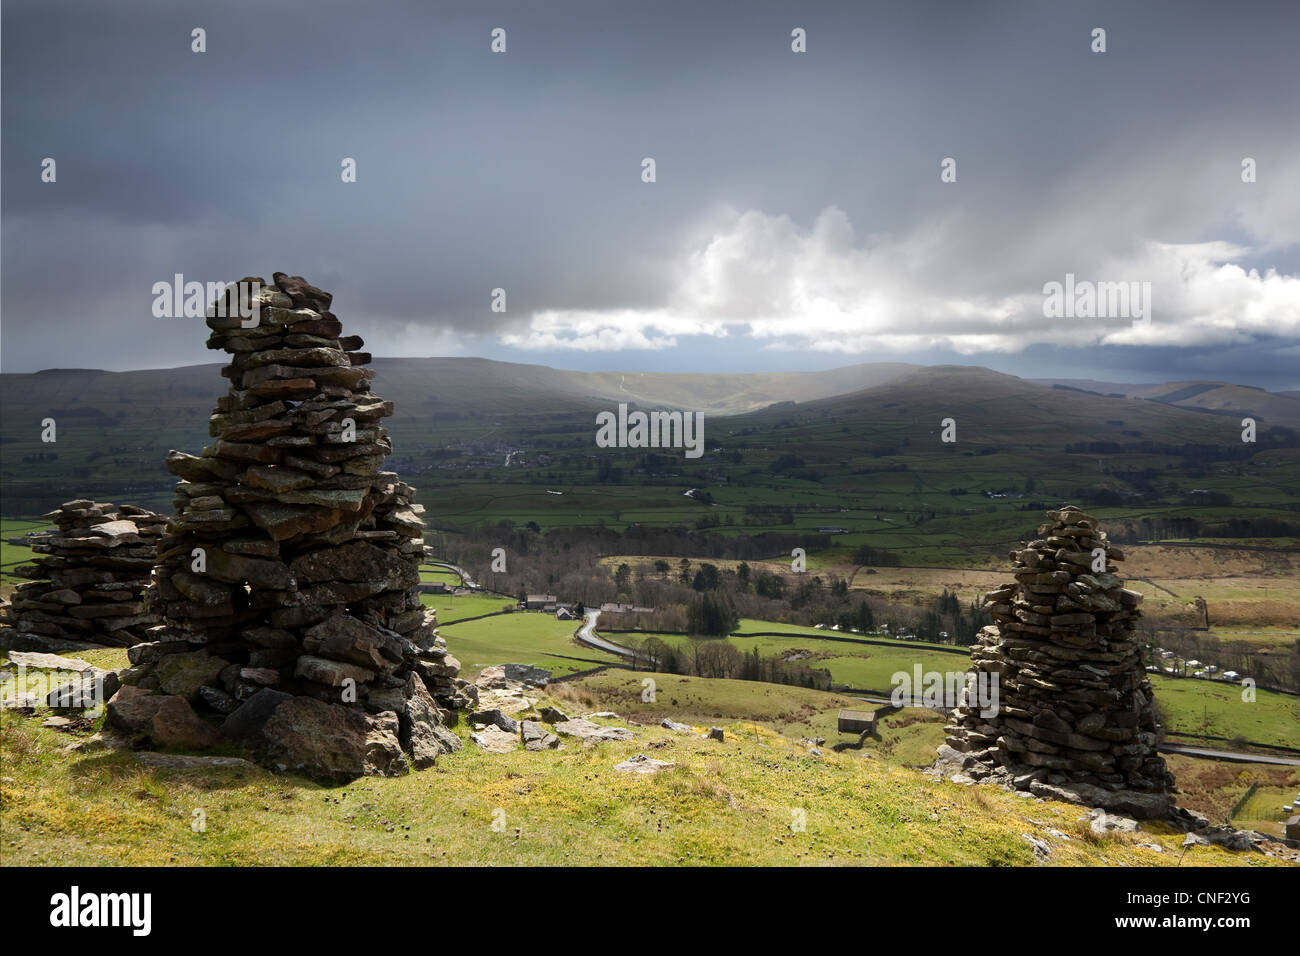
[2,646,1294,866]
[1,702,1281,868]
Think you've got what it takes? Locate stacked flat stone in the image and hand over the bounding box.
[940,505,1174,818]
[114,273,476,779]
[0,500,164,649]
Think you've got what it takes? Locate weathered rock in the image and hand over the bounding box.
[1030,781,1173,820]
[430,725,463,755]
[474,665,509,689]
[469,708,519,734]
[135,752,256,770]
[198,684,240,715]
[392,673,447,769]
[261,696,407,780]
[302,614,404,673]
[471,725,519,753]
[221,687,292,743]
[4,651,96,672]
[554,718,635,742]
[106,692,170,736]
[155,651,229,700]
[1088,808,1141,833]
[521,720,562,751]
[46,670,120,710]
[613,753,675,774]
[150,696,224,750]
[294,654,375,688]
[503,663,551,686]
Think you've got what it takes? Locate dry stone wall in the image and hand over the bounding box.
[112,273,476,779]
[938,505,1175,818]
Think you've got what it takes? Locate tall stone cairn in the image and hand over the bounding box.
[0,500,165,650]
[114,273,476,779]
[939,505,1175,818]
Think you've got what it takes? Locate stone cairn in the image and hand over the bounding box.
[939,505,1175,818]
[1,501,165,650]
[111,273,476,779]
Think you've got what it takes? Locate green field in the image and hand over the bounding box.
[437,612,621,679]
[419,591,517,624]
[1149,674,1300,750]
[418,567,462,586]
[0,517,46,593]
[629,629,966,694]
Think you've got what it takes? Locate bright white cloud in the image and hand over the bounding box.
[500,309,728,351]
[500,207,1300,355]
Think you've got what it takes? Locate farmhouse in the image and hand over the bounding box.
[599,602,653,615]
[525,593,558,610]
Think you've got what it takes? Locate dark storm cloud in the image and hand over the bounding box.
[2,0,1297,387]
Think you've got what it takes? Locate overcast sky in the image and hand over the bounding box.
[3,0,1298,389]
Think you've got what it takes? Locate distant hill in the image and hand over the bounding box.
[0,357,918,426]
[1033,377,1300,425]
[3,358,1298,514]
[743,365,1300,439]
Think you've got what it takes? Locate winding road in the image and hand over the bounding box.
[1158,743,1300,767]
[575,610,637,659]
[425,560,478,590]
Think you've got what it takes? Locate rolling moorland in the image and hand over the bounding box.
[2,357,1298,864]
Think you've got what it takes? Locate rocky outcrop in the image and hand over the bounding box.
[115,273,476,778]
[1,501,165,649]
[938,505,1175,818]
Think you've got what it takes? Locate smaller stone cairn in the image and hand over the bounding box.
[1,500,165,650]
[939,505,1175,818]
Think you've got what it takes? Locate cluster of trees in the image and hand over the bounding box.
[629,637,832,690]
[1064,432,1299,459]
[851,544,903,567]
[1105,514,1300,543]
[912,589,991,646]
[686,590,739,636]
